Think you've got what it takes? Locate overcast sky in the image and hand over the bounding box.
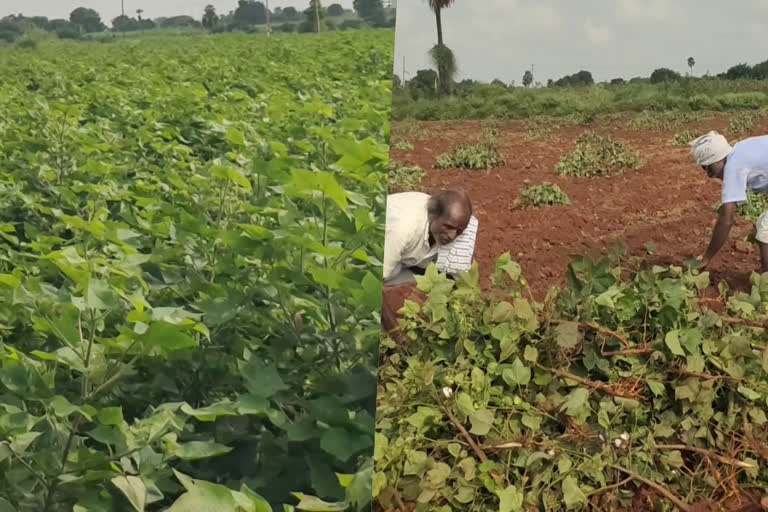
[1,0,354,22]
[394,0,768,84]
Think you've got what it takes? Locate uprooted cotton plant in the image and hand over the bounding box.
[375,250,768,511]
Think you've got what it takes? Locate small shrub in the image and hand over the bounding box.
[669,130,697,146]
[518,182,570,207]
[556,131,643,177]
[388,162,426,193]
[393,139,413,151]
[435,141,503,170]
[712,190,768,222]
[279,23,297,32]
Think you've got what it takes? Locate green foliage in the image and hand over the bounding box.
[555,132,643,178]
[712,190,768,222]
[387,162,425,194]
[375,253,768,510]
[391,78,768,121]
[435,141,503,170]
[518,183,570,208]
[0,30,394,512]
[669,130,697,146]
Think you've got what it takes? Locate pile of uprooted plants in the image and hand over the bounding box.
[374,250,768,512]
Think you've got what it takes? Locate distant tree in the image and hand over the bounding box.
[202,4,219,30]
[136,9,144,20]
[112,15,139,31]
[392,74,402,89]
[328,3,345,16]
[649,67,681,84]
[425,1,456,93]
[28,16,49,29]
[353,0,384,23]
[234,0,267,25]
[70,7,106,33]
[0,21,23,43]
[725,63,752,80]
[491,78,506,88]
[278,22,296,32]
[160,15,201,28]
[281,6,300,19]
[304,0,325,32]
[554,70,593,87]
[687,56,695,76]
[547,78,554,87]
[409,68,439,98]
[610,77,625,85]
[522,70,533,88]
[751,59,768,80]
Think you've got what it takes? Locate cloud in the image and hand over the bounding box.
[584,16,613,45]
[616,0,681,22]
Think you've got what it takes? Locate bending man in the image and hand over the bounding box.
[381,189,477,336]
[690,130,768,271]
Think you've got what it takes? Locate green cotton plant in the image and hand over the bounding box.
[517,182,570,208]
[0,29,392,512]
[375,251,768,511]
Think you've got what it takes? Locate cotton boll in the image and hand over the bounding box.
[442,387,454,399]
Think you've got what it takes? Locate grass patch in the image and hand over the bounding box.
[669,130,697,146]
[517,182,570,208]
[388,161,426,193]
[396,119,434,140]
[392,139,414,151]
[524,117,557,140]
[435,141,503,170]
[630,110,706,131]
[556,131,643,177]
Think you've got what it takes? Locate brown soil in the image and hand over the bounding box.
[390,114,768,301]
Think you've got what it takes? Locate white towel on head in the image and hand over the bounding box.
[690,130,732,166]
[436,216,478,275]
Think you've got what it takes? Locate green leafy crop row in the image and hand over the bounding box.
[0,30,393,512]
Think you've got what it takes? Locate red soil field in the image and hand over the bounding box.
[387,114,768,304]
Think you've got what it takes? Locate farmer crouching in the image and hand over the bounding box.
[690,130,768,271]
[381,190,478,339]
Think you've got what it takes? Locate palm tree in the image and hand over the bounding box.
[425,0,456,94]
[425,0,454,46]
[687,56,695,77]
[136,8,143,20]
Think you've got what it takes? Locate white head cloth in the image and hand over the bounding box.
[690,130,732,166]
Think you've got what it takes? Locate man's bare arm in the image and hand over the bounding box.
[701,202,736,267]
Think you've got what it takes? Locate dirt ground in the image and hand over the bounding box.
[388,114,768,302]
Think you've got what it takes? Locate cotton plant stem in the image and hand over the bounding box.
[611,465,692,512]
[655,444,756,469]
[439,398,503,485]
[540,365,644,400]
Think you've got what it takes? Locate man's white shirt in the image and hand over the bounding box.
[383,192,440,284]
[721,135,768,204]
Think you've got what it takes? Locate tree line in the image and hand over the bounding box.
[0,0,394,43]
[396,56,768,100]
